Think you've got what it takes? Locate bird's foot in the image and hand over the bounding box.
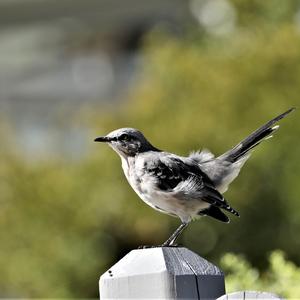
[138,245,156,249]
[138,243,181,249]
[160,242,181,247]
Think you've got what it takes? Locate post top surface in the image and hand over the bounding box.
[100,247,225,299]
[101,247,223,280]
[162,247,223,276]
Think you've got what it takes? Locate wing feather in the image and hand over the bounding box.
[144,155,239,217]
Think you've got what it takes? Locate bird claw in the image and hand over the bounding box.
[161,243,180,247]
[138,243,181,249]
[138,245,157,249]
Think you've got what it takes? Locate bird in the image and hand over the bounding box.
[94,108,295,247]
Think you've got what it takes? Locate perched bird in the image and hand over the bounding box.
[95,108,295,246]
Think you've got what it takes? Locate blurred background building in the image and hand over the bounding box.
[0,0,191,159]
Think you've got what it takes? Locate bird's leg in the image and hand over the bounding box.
[137,222,189,249]
[161,222,188,247]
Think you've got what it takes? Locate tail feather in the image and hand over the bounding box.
[219,107,295,163]
[199,205,230,223]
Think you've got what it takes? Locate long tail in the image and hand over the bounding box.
[219,107,295,163]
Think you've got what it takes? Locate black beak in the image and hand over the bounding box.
[94,136,111,142]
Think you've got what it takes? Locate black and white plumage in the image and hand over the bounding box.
[95,108,295,246]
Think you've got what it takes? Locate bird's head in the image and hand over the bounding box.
[94,128,160,157]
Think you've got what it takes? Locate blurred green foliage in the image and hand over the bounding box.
[222,250,300,298]
[1,1,300,298]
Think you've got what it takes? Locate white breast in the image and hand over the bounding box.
[120,155,208,223]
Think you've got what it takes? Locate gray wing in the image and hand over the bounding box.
[144,154,239,217]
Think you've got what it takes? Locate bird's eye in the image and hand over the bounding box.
[120,134,130,141]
